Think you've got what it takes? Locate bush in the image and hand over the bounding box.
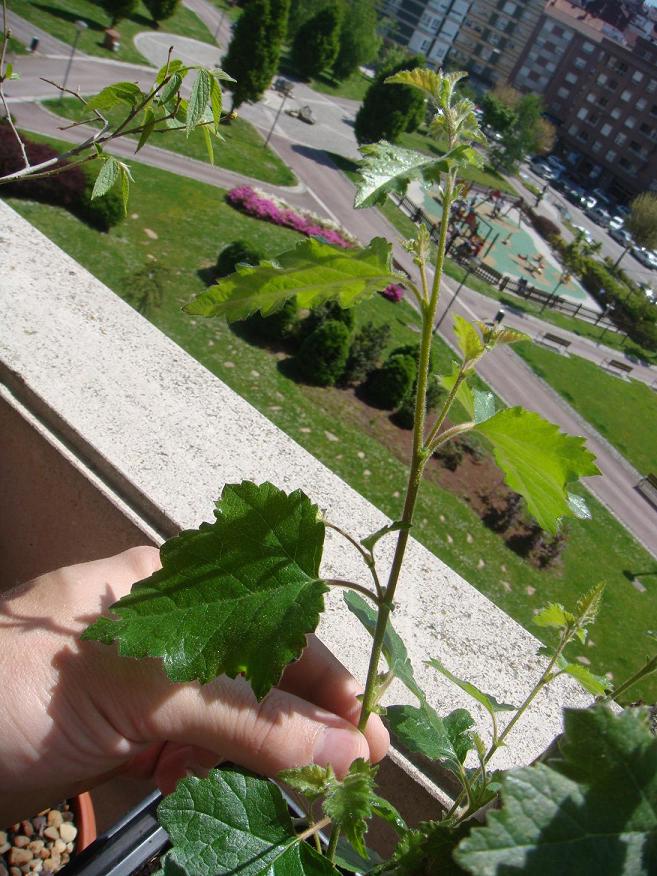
[297,319,351,385]
[144,0,179,25]
[393,373,444,430]
[342,321,390,385]
[526,209,560,241]
[365,353,416,409]
[388,342,434,373]
[291,4,342,80]
[355,56,425,145]
[433,439,464,471]
[216,241,261,277]
[242,299,298,342]
[77,180,124,231]
[299,300,355,341]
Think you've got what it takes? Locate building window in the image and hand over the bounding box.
[625,116,636,129]
[577,107,588,120]
[615,132,627,145]
[621,89,632,102]
[586,92,595,103]
[573,56,587,69]
[611,107,621,119]
[565,72,578,84]
[557,86,570,98]
[632,70,644,84]
[582,41,595,53]
[600,123,612,136]
[552,24,564,37]
[606,150,616,161]
[592,142,602,153]
[568,124,578,135]
[648,78,657,93]
[597,73,607,85]
[502,1,517,14]
[636,97,647,111]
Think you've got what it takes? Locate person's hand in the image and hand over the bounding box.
[0,547,389,825]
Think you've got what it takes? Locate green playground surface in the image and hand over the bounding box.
[421,194,592,305]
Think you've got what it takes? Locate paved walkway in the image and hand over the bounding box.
[4,10,657,559]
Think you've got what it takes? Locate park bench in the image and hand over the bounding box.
[602,358,633,379]
[536,332,571,355]
[636,474,657,510]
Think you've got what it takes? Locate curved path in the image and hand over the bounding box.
[4,11,657,558]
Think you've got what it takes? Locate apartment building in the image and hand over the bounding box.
[380,0,471,68]
[513,0,657,201]
[448,0,545,86]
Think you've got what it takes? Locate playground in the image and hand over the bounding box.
[409,182,599,310]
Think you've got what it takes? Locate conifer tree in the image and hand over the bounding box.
[223,0,286,111]
[143,0,179,27]
[332,0,379,81]
[291,4,342,80]
[355,56,425,145]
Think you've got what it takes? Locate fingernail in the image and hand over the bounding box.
[313,727,365,773]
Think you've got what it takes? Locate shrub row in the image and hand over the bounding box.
[0,123,123,231]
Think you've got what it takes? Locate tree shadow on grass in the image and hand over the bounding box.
[230,320,295,357]
[290,144,341,170]
[31,2,106,31]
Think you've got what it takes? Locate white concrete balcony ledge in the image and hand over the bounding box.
[0,200,590,835]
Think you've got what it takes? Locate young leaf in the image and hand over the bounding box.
[87,82,144,111]
[354,142,446,208]
[83,482,329,698]
[385,68,467,104]
[334,839,382,874]
[567,492,591,520]
[575,582,605,628]
[185,237,398,321]
[427,658,516,718]
[91,157,120,200]
[379,822,471,876]
[136,107,156,153]
[558,661,608,697]
[477,322,529,348]
[473,390,495,425]
[118,162,132,215]
[187,68,211,135]
[439,367,474,420]
[475,407,600,534]
[386,703,474,777]
[344,591,424,700]
[155,58,185,85]
[454,705,657,874]
[209,75,223,131]
[323,759,379,858]
[158,768,337,876]
[453,316,484,365]
[360,520,410,552]
[277,764,334,802]
[371,795,407,835]
[533,602,576,631]
[158,71,183,107]
[201,125,215,165]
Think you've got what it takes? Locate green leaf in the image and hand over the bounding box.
[371,795,407,835]
[386,703,474,777]
[453,316,484,365]
[355,141,446,208]
[136,107,156,153]
[475,407,600,534]
[185,237,398,321]
[277,764,334,802]
[360,520,409,552]
[323,759,379,858]
[558,661,608,697]
[117,162,132,215]
[385,68,467,104]
[378,822,471,876]
[439,367,474,420]
[91,157,120,200]
[427,659,515,719]
[478,322,529,348]
[201,125,214,165]
[455,705,657,874]
[5,63,12,80]
[158,768,337,876]
[155,58,185,85]
[344,591,423,701]
[210,66,235,82]
[158,71,183,106]
[334,839,382,874]
[209,75,223,131]
[187,68,211,135]
[473,390,495,425]
[87,82,144,111]
[83,482,329,698]
[533,602,576,631]
[575,582,604,628]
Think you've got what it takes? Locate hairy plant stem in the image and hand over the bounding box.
[357,172,456,736]
[0,0,29,170]
[326,825,340,863]
[603,654,657,705]
[325,579,381,606]
[325,521,382,598]
[296,816,331,845]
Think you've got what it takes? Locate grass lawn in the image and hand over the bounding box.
[43,98,297,187]
[514,342,657,475]
[6,35,27,53]
[399,129,516,195]
[309,70,372,102]
[6,143,657,702]
[10,0,214,65]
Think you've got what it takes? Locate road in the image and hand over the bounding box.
[4,7,657,559]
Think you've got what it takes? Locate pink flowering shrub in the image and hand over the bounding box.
[380,283,405,302]
[226,186,354,249]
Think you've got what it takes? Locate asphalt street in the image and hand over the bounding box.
[4,4,657,558]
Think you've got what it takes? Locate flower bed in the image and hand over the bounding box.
[226,186,356,248]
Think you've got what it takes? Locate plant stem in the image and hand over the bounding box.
[326,825,340,863]
[325,579,381,606]
[603,654,657,705]
[296,816,331,845]
[325,521,382,598]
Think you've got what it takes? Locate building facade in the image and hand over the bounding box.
[381,0,471,68]
[513,0,657,201]
[448,0,545,87]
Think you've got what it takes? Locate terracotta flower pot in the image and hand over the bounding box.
[73,793,97,853]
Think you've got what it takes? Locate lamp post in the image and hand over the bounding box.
[264,81,293,148]
[434,258,474,334]
[540,270,571,313]
[61,19,87,99]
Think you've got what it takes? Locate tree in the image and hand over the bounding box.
[102,0,137,26]
[286,0,328,41]
[625,192,657,250]
[291,4,342,80]
[354,56,425,145]
[223,0,287,111]
[143,0,179,27]
[483,86,553,173]
[332,0,380,81]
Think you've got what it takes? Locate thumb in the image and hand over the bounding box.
[143,674,371,779]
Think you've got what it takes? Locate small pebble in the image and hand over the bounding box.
[27,843,43,854]
[58,825,76,845]
[52,842,66,855]
[13,839,30,850]
[0,833,6,846]
[439,514,446,523]
[526,585,536,596]
[269,405,281,411]
[576,655,591,666]
[32,819,45,835]
[299,427,311,433]
[446,534,453,544]
[223,360,235,368]
[20,825,33,839]
[477,558,485,569]
[143,227,158,240]
[363,469,371,477]
[466,533,473,543]
[393,490,400,498]
[60,814,73,824]
[357,451,365,459]
[11,868,21,876]
[0,845,10,856]
[250,370,260,378]
[42,829,58,843]
[501,564,507,573]
[500,580,512,592]
[8,850,32,868]
[0,862,7,876]
[324,431,339,442]
[28,863,42,873]
[38,852,49,861]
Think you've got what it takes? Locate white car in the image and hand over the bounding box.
[587,206,612,227]
[608,215,625,231]
[610,227,632,247]
[632,247,657,269]
[572,224,594,245]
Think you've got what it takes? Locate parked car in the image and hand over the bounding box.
[533,162,560,181]
[572,224,594,245]
[544,155,568,176]
[586,206,612,227]
[632,247,657,269]
[608,215,625,231]
[579,193,597,210]
[640,283,656,302]
[610,226,633,247]
[563,183,587,205]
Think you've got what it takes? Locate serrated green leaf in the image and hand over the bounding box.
[323,759,378,858]
[360,520,409,552]
[209,75,223,131]
[355,142,446,208]
[559,661,608,696]
[277,764,334,801]
[371,796,407,835]
[5,63,12,79]
[87,82,144,111]
[119,164,130,215]
[83,482,329,698]
[159,71,183,106]
[158,768,337,876]
[533,602,576,630]
[344,591,424,701]
[377,822,471,876]
[427,659,515,718]
[210,66,235,82]
[439,367,474,420]
[91,157,120,200]
[187,68,211,135]
[453,316,484,365]
[201,124,214,164]
[385,68,466,103]
[473,390,495,424]
[478,322,529,347]
[185,237,398,321]
[575,582,604,628]
[136,107,156,153]
[475,407,600,534]
[455,705,657,874]
[334,839,382,874]
[386,703,474,777]
[155,58,185,85]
